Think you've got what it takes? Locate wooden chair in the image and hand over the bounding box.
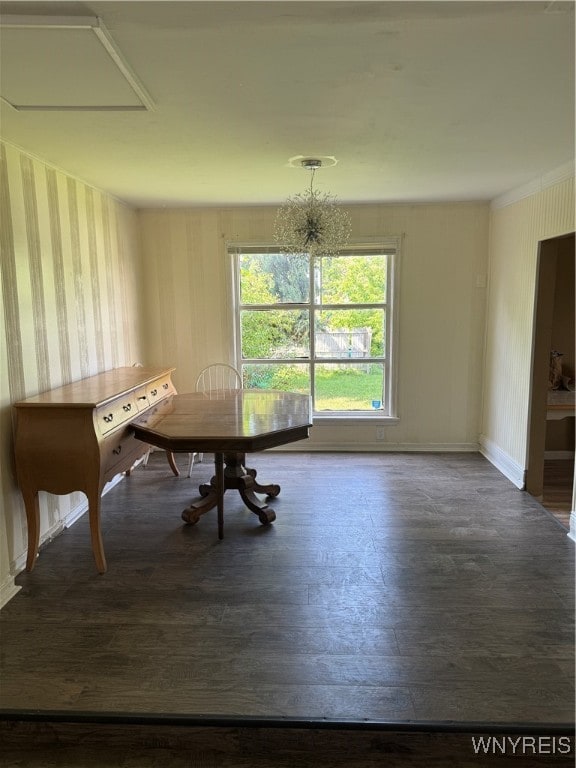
[187,364,242,473]
[196,363,242,393]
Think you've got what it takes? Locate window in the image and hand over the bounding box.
[230,241,399,419]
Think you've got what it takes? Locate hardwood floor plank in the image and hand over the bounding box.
[395,628,575,658]
[219,603,573,633]
[307,583,568,609]
[410,682,576,722]
[540,459,574,529]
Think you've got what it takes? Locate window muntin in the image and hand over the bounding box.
[233,244,398,417]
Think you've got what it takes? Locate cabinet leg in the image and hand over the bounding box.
[87,487,107,574]
[22,489,40,572]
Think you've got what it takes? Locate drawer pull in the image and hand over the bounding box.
[138,395,147,401]
[150,388,158,396]
[113,446,122,455]
[103,414,114,423]
[163,383,169,390]
[123,403,132,412]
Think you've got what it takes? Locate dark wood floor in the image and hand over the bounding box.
[1,451,574,764]
[541,459,574,530]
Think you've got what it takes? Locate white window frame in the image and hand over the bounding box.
[229,239,401,424]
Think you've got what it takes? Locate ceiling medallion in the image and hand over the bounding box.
[273,158,351,258]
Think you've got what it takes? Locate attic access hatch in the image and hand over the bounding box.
[0,14,154,111]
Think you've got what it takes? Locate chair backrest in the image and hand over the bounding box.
[195,363,242,393]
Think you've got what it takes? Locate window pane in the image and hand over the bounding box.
[315,254,386,304]
[241,309,309,359]
[242,363,310,394]
[233,245,396,417]
[315,309,385,357]
[314,363,384,411]
[240,253,309,304]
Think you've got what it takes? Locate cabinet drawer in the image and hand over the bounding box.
[134,387,150,412]
[96,394,137,436]
[147,375,176,404]
[133,395,175,429]
[101,430,145,475]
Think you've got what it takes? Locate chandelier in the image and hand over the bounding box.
[273,158,351,257]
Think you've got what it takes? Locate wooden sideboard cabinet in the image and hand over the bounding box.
[13,367,176,574]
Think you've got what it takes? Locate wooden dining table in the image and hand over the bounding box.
[131,389,312,538]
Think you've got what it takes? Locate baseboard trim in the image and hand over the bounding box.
[11,521,66,577]
[274,442,479,452]
[0,578,21,610]
[569,512,576,542]
[479,436,525,489]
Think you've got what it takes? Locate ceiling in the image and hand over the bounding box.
[1,1,574,207]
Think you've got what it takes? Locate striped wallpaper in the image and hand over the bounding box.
[0,141,143,599]
[481,177,575,482]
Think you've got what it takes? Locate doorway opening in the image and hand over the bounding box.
[526,233,574,530]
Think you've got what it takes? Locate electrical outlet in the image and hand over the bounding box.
[376,427,386,440]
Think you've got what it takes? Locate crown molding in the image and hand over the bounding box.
[491,160,575,210]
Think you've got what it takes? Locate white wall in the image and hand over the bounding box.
[138,202,489,451]
[0,142,143,604]
[480,174,574,487]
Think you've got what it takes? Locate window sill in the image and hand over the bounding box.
[312,413,400,426]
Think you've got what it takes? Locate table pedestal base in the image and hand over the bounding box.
[181,452,280,537]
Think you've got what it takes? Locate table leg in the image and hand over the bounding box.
[243,463,281,498]
[181,456,221,526]
[215,452,224,540]
[180,452,280,532]
[226,453,278,525]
